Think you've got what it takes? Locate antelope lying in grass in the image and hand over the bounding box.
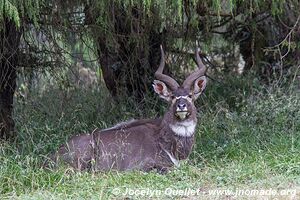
[48,46,207,172]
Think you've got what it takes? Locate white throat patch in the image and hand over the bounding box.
[169,120,196,137]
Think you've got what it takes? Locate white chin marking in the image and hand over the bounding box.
[176,112,188,120]
[169,120,196,137]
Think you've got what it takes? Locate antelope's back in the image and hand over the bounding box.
[93,118,162,171]
[45,118,162,171]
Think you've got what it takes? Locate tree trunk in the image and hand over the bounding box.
[96,32,164,102]
[239,2,300,78]
[0,19,22,140]
[85,4,165,103]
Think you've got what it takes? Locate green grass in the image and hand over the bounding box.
[1,78,300,199]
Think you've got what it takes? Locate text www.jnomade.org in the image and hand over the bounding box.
[111,187,297,198]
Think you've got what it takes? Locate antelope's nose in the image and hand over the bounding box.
[177,103,187,110]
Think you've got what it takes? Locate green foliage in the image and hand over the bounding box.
[89,0,287,33]
[196,89,300,160]
[89,0,189,38]
[270,0,285,15]
[0,0,44,28]
[23,0,43,27]
[200,74,262,111]
[0,0,20,27]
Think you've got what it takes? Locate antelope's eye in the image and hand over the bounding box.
[171,95,176,99]
[188,94,193,98]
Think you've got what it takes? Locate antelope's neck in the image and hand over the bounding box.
[158,118,197,161]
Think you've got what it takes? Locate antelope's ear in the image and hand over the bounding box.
[152,80,172,101]
[192,76,207,100]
